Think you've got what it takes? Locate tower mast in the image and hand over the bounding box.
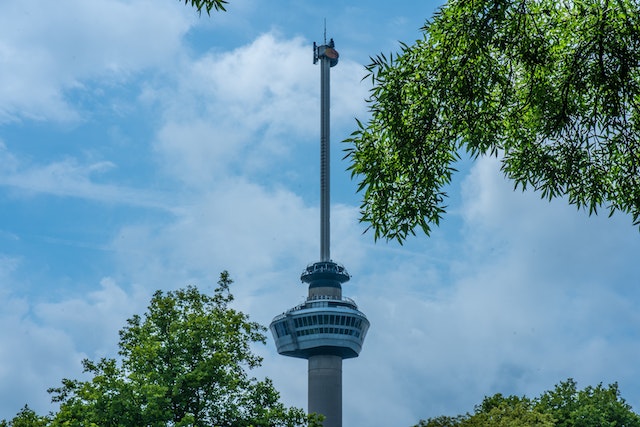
[317,38,336,262]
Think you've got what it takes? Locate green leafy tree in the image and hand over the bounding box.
[413,415,467,427]
[0,406,51,427]
[536,378,640,427]
[467,394,554,427]
[2,272,317,427]
[415,394,554,427]
[345,0,640,242]
[413,379,640,427]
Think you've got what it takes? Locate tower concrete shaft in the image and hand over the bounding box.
[309,355,342,427]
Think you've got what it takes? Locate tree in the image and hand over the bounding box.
[413,379,640,427]
[536,378,640,427]
[182,0,228,15]
[345,0,640,243]
[415,394,554,427]
[2,272,319,427]
[0,406,51,427]
[413,415,467,427]
[468,394,554,427]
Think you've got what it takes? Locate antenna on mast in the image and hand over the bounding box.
[324,18,327,44]
[313,32,338,261]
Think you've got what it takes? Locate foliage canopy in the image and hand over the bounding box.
[2,273,319,427]
[414,379,640,427]
[345,0,640,242]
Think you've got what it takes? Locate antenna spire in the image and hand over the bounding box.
[324,19,327,44]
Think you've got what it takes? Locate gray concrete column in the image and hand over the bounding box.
[308,354,342,427]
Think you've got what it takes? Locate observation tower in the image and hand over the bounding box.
[269,38,370,427]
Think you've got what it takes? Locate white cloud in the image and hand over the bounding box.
[0,301,80,417]
[354,156,640,423]
[35,278,149,357]
[459,156,640,285]
[150,32,369,187]
[0,143,175,211]
[109,177,317,292]
[0,267,77,417]
[0,0,194,123]
[0,266,152,419]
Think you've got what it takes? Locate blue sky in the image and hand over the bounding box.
[2,1,640,426]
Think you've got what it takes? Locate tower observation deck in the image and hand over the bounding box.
[269,38,369,427]
[271,262,369,360]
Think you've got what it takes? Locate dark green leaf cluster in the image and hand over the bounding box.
[2,272,318,427]
[346,0,640,243]
[182,0,228,15]
[414,379,640,427]
[0,406,51,427]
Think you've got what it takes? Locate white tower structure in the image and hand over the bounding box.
[270,38,369,427]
